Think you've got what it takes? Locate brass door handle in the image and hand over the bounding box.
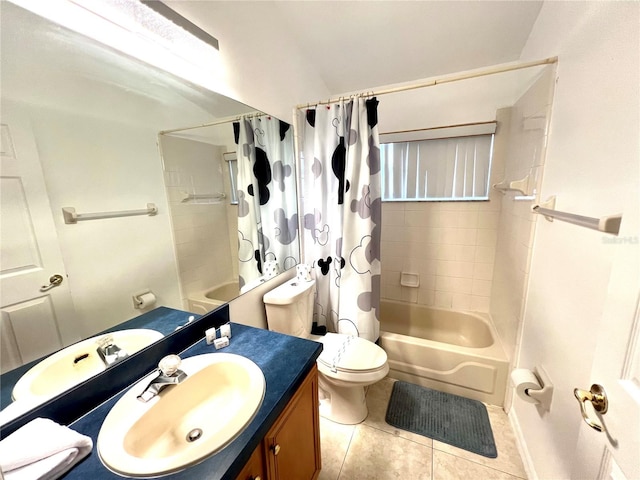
[40,274,64,292]
[271,444,281,455]
[574,384,608,432]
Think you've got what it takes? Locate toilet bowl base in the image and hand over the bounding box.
[318,376,368,425]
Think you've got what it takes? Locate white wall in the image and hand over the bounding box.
[166,1,331,122]
[510,3,640,479]
[21,104,182,337]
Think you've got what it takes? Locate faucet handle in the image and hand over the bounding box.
[96,335,114,349]
[158,354,182,376]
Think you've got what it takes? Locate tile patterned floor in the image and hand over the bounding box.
[319,378,527,480]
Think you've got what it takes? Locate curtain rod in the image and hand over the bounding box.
[381,120,496,136]
[158,111,266,135]
[296,56,558,109]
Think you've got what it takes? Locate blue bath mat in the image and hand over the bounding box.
[385,381,497,458]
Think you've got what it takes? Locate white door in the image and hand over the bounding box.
[571,187,640,479]
[0,105,79,374]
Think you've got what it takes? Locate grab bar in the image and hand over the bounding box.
[62,203,158,224]
[532,196,622,235]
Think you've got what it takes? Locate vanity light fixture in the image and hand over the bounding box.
[8,0,222,92]
[140,1,219,51]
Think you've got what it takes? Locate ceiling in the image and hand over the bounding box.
[173,1,544,95]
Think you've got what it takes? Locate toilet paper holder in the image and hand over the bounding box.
[132,289,156,309]
[523,366,554,412]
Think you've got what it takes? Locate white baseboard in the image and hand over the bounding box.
[509,408,538,480]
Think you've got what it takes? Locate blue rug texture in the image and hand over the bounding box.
[385,381,497,458]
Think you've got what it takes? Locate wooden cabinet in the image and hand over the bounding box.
[236,365,321,480]
[235,444,266,480]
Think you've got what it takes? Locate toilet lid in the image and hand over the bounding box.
[318,333,387,373]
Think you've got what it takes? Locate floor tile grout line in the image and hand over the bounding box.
[361,378,526,479]
[435,448,528,480]
[361,421,434,449]
[335,424,356,480]
[363,420,524,479]
[431,439,435,480]
[431,442,525,479]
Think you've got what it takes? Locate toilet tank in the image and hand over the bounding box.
[263,279,316,338]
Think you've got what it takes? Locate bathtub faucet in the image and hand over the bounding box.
[137,354,187,402]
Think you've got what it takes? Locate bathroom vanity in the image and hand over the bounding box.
[60,320,321,479]
[236,366,320,480]
[1,306,322,480]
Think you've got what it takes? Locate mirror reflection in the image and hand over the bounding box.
[158,118,299,315]
[0,0,298,399]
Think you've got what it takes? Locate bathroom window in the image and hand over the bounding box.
[380,126,495,202]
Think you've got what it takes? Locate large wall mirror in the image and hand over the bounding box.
[0,2,299,411]
[158,117,299,316]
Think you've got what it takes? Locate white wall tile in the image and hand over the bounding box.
[435,291,453,308]
[381,200,499,310]
[472,279,492,297]
[475,246,496,264]
[417,288,435,306]
[457,210,479,228]
[478,211,501,229]
[452,293,472,310]
[436,276,473,294]
[401,287,418,303]
[476,229,498,247]
[470,295,490,312]
[474,262,495,280]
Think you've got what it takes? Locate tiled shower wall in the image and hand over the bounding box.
[381,199,501,312]
[490,67,555,370]
[381,109,508,312]
[161,136,238,307]
[380,67,554,325]
[380,110,510,312]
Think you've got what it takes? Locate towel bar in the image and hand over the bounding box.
[532,196,622,235]
[62,204,158,224]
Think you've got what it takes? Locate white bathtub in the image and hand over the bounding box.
[379,300,509,406]
[187,281,240,314]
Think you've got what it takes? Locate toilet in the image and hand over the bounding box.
[263,278,389,425]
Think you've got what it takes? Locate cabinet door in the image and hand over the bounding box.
[264,366,321,480]
[235,444,266,480]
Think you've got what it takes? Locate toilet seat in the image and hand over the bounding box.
[317,333,388,379]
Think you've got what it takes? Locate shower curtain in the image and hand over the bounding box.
[235,116,298,290]
[299,97,382,342]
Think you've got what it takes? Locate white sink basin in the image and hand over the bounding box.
[97,353,266,477]
[11,329,163,402]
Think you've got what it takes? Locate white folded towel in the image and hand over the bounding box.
[0,400,43,428]
[0,418,93,480]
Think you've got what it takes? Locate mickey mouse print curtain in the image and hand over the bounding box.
[299,97,382,342]
[234,116,298,291]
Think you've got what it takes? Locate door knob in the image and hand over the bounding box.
[574,384,608,432]
[271,444,281,455]
[40,274,64,292]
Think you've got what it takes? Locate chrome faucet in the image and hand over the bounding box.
[96,335,128,366]
[137,354,187,402]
